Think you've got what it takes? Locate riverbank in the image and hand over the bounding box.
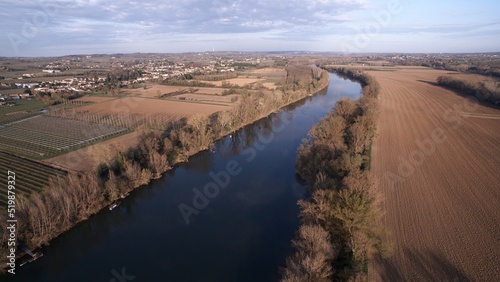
[0,66,330,274]
[282,67,392,281]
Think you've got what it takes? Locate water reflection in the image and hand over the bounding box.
[225,110,296,158]
[182,149,214,173]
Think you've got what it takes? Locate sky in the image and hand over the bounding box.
[1,0,499,57]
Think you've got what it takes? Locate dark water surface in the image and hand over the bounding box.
[11,74,361,282]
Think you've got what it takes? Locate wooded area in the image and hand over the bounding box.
[282,69,391,281]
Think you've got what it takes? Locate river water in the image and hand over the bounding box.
[12,74,361,282]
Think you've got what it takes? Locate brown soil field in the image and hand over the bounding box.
[121,85,182,98]
[44,131,141,172]
[121,85,225,98]
[247,67,285,74]
[245,67,287,77]
[76,96,117,103]
[202,77,264,87]
[72,97,229,116]
[190,87,226,95]
[193,81,218,87]
[368,67,500,281]
[172,93,237,104]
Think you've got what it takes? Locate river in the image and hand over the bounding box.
[12,73,361,282]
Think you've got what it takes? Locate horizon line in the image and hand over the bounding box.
[2,50,500,59]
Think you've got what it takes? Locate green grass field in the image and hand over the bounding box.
[0,88,24,95]
[0,99,45,114]
[0,100,46,127]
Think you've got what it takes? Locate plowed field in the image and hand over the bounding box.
[369,68,500,281]
[73,97,228,116]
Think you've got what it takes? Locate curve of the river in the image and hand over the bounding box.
[12,74,361,282]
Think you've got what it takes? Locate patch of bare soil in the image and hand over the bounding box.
[76,96,117,103]
[43,131,141,173]
[73,97,228,116]
[121,85,226,98]
[201,77,264,87]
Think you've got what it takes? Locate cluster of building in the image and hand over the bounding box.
[0,93,32,104]
[0,77,106,103]
[136,59,237,80]
[0,53,281,106]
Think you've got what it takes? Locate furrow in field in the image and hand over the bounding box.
[368,68,500,281]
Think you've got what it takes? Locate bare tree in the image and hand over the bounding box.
[186,114,213,151]
[329,189,391,275]
[105,171,120,201]
[349,120,370,155]
[90,143,114,168]
[281,224,335,282]
[309,114,347,151]
[335,98,358,123]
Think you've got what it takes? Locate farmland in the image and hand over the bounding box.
[200,77,264,87]
[120,85,238,105]
[0,56,290,169]
[0,151,66,207]
[75,96,117,103]
[43,130,141,172]
[21,69,290,170]
[41,67,290,169]
[0,115,127,159]
[121,85,226,98]
[0,99,45,125]
[70,96,229,117]
[367,67,500,280]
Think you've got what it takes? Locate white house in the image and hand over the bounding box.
[42,69,61,73]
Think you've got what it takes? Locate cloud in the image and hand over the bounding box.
[1,0,499,56]
[3,0,365,34]
[1,0,369,55]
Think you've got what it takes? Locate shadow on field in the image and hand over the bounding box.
[416,79,439,86]
[417,79,500,111]
[376,248,469,281]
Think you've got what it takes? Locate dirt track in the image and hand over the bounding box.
[369,68,500,281]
